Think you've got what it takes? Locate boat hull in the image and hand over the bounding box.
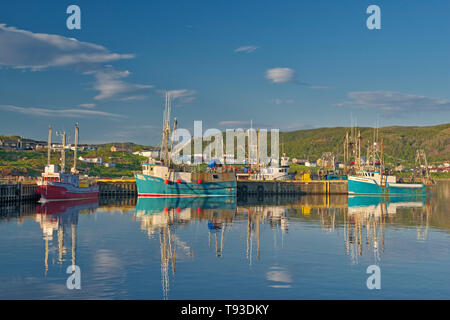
[348,176,426,195]
[135,174,236,197]
[37,183,99,201]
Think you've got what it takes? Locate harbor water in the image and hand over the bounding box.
[0,182,449,299]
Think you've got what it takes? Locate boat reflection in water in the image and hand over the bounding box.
[344,195,426,264]
[35,199,98,274]
[135,197,237,299]
[135,196,295,299]
[0,182,446,299]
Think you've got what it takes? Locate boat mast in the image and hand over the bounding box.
[71,123,79,174]
[256,128,260,171]
[47,126,52,166]
[356,130,361,171]
[168,118,177,167]
[161,92,172,166]
[56,131,67,172]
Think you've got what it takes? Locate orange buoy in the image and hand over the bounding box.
[176,208,181,213]
[164,208,169,213]
[197,179,202,184]
[177,179,182,183]
[197,208,202,214]
[165,179,169,184]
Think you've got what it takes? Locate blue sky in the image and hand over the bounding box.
[0,0,449,145]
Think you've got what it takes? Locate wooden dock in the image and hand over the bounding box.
[0,179,348,203]
[237,180,347,195]
[97,180,137,197]
[0,183,39,203]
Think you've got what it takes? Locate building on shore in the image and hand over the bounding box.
[78,156,103,165]
[111,146,131,153]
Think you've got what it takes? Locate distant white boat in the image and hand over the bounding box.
[250,154,293,181]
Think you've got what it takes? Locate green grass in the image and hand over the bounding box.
[0,148,147,178]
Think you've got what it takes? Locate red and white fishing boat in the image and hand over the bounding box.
[37,124,98,202]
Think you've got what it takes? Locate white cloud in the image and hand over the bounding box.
[167,89,196,100]
[336,91,450,117]
[0,24,133,70]
[271,99,295,105]
[219,120,251,126]
[0,24,153,102]
[78,103,96,108]
[0,105,125,118]
[234,45,259,53]
[265,67,328,89]
[157,89,196,105]
[119,95,148,101]
[265,67,295,83]
[87,66,153,100]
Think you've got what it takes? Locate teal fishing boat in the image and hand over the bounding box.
[135,93,237,198]
[135,162,237,197]
[347,135,427,196]
[348,170,426,196]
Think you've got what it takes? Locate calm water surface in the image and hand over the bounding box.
[0,182,449,299]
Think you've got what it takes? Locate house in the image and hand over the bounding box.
[34,141,47,150]
[133,150,160,158]
[78,156,103,165]
[79,144,98,151]
[0,139,20,149]
[292,158,307,165]
[305,161,317,167]
[18,138,37,150]
[111,146,131,153]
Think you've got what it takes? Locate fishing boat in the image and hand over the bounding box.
[249,154,293,181]
[348,139,425,195]
[37,124,98,202]
[348,170,426,195]
[135,93,237,197]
